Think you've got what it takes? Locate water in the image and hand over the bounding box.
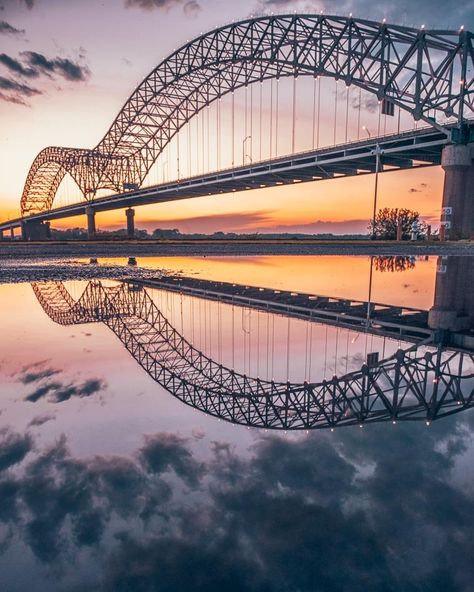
[0,254,473,591]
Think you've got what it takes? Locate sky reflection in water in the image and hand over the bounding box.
[0,255,473,591]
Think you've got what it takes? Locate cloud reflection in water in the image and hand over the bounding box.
[0,411,473,591]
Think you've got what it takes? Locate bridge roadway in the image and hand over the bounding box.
[0,126,449,234]
[128,274,434,344]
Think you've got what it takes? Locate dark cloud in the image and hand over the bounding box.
[138,432,205,487]
[27,413,56,428]
[0,412,474,589]
[25,381,61,402]
[0,20,24,35]
[183,0,201,17]
[20,366,60,383]
[0,74,40,104]
[0,50,89,105]
[22,51,90,81]
[25,377,106,403]
[125,0,203,17]
[0,428,33,472]
[125,0,183,8]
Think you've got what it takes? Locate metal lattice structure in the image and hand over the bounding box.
[21,14,474,215]
[32,281,474,430]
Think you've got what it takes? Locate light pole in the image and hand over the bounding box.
[371,144,382,239]
[363,126,381,239]
[242,135,252,165]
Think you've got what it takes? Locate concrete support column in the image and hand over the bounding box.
[86,207,96,240]
[10,227,14,240]
[440,144,472,240]
[20,220,52,241]
[126,208,135,239]
[428,256,474,331]
[0,230,3,241]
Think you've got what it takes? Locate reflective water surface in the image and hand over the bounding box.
[0,255,473,591]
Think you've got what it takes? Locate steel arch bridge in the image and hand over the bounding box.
[21,14,474,216]
[32,280,474,431]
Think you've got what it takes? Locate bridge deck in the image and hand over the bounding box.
[1,126,449,232]
[128,275,433,343]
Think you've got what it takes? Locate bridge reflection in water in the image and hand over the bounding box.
[32,271,474,431]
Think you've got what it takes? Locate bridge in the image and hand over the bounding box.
[124,256,474,350]
[32,278,474,430]
[2,14,474,240]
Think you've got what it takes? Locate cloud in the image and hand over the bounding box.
[0,74,40,104]
[126,211,273,234]
[20,366,60,384]
[0,50,90,105]
[125,0,202,17]
[0,428,33,472]
[25,377,106,403]
[21,51,90,81]
[0,20,24,36]
[138,432,205,487]
[0,53,36,77]
[27,413,56,428]
[0,412,473,589]
[183,0,201,17]
[132,212,368,235]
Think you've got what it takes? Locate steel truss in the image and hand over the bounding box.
[20,14,474,216]
[32,281,474,431]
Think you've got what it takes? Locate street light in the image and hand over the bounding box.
[242,135,252,165]
[364,126,382,238]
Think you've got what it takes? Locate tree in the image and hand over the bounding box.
[368,208,427,240]
[374,256,416,273]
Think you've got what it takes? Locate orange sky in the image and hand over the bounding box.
[0,1,448,234]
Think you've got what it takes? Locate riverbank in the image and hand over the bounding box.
[1,239,473,259]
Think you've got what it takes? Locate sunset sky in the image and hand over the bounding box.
[0,0,472,234]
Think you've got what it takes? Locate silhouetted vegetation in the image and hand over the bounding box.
[368,208,427,240]
[374,256,416,273]
[50,227,367,241]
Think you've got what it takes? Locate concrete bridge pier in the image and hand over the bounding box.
[20,220,51,241]
[441,144,473,240]
[428,257,474,333]
[86,207,96,239]
[126,208,135,239]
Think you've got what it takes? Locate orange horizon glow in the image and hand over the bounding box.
[0,3,446,235]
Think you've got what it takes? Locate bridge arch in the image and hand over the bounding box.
[21,14,473,215]
[31,280,474,430]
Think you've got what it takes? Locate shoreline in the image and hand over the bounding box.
[1,239,473,259]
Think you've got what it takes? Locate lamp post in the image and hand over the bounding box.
[371,144,382,239]
[242,135,252,165]
[363,127,382,239]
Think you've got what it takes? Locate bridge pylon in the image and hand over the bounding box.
[126,208,135,239]
[86,207,96,240]
[20,220,51,241]
[441,145,474,239]
[429,256,474,347]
